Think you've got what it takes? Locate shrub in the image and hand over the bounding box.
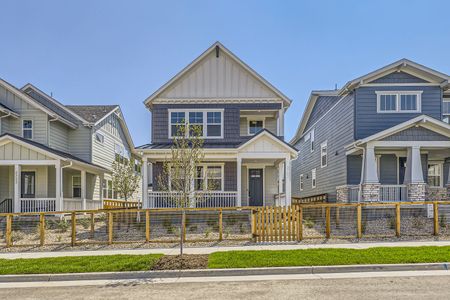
[304,218,315,229]
[77,218,91,230]
[439,214,447,229]
[239,223,246,234]
[205,227,212,238]
[387,216,395,230]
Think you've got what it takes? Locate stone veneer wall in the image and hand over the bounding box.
[407,183,426,201]
[427,186,449,201]
[361,184,380,202]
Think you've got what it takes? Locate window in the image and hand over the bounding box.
[377,91,422,113]
[206,166,222,191]
[428,164,442,187]
[107,180,113,199]
[102,181,107,198]
[299,174,304,191]
[21,172,35,198]
[320,141,327,168]
[134,160,141,174]
[72,176,81,198]
[310,128,315,152]
[248,120,264,135]
[22,120,33,139]
[311,168,316,189]
[443,99,450,123]
[95,132,104,144]
[169,110,223,138]
[194,166,205,191]
[170,164,223,191]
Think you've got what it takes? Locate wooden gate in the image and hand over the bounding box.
[254,206,301,242]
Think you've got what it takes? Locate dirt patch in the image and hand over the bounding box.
[152,254,209,270]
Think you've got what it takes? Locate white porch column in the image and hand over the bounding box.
[55,161,62,211]
[13,164,21,213]
[99,173,104,207]
[278,108,285,137]
[410,146,424,183]
[278,161,284,194]
[81,170,86,210]
[142,158,148,208]
[236,157,242,207]
[285,156,292,206]
[363,146,379,183]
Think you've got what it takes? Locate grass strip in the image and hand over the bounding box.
[0,254,163,275]
[208,246,450,269]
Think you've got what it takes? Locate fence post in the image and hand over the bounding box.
[336,207,340,227]
[218,208,223,241]
[251,209,256,242]
[39,213,45,246]
[297,207,303,241]
[6,214,12,248]
[182,211,186,242]
[395,203,401,238]
[90,213,95,238]
[325,206,331,239]
[356,204,362,239]
[108,212,113,245]
[71,212,76,247]
[433,201,439,236]
[145,210,150,243]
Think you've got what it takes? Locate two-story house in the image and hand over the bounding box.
[137,42,298,208]
[0,79,138,213]
[291,59,450,203]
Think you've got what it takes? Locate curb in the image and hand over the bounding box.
[0,263,448,283]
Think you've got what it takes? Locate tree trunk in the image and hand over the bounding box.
[180,209,185,256]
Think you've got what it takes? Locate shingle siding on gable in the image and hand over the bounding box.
[370,71,429,84]
[304,96,339,131]
[354,85,442,140]
[292,93,354,200]
[151,103,281,145]
[382,126,450,141]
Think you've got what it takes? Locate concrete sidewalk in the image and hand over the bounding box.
[1,240,450,259]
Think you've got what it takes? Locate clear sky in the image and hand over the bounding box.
[1,0,449,146]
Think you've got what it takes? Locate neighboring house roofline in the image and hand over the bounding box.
[143,41,292,108]
[345,115,450,150]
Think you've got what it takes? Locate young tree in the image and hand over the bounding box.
[157,124,205,256]
[111,158,141,201]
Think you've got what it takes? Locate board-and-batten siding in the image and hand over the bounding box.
[292,93,355,201]
[0,85,49,145]
[159,49,278,99]
[49,121,70,153]
[370,71,429,84]
[0,142,52,160]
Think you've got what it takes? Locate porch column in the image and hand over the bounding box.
[236,157,242,207]
[99,173,104,207]
[278,161,284,194]
[363,146,379,183]
[410,146,424,183]
[55,161,61,211]
[405,146,426,201]
[278,107,285,137]
[81,170,86,210]
[285,156,292,206]
[13,164,21,213]
[142,158,148,208]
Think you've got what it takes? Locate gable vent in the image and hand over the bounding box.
[215,45,220,58]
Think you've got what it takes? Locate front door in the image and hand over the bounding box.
[21,171,36,198]
[248,169,263,206]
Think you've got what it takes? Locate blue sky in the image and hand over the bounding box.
[1,0,449,146]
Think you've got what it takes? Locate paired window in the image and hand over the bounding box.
[248,120,264,135]
[22,120,33,139]
[72,176,81,198]
[114,144,130,164]
[311,168,316,189]
[102,180,117,199]
[376,91,422,113]
[299,174,304,191]
[320,141,327,168]
[169,110,223,138]
[170,164,224,191]
[427,163,442,187]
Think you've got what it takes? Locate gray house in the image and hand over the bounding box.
[0,80,138,213]
[291,59,450,203]
[137,42,298,208]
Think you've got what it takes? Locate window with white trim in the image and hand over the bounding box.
[206,166,223,191]
[299,174,304,191]
[377,91,422,113]
[427,163,442,187]
[443,98,450,123]
[22,120,33,139]
[95,132,104,144]
[169,110,223,138]
[320,141,327,168]
[171,164,224,191]
[311,168,316,189]
[310,128,315,152]
[248,120,264,135]
[72,175,81,198]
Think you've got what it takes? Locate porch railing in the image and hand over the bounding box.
[20,198,56,213]
[379,185,407,202]
[63,199,104,211]
[147,191,238,208]
[0,198,13,213]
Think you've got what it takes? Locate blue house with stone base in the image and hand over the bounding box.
[290,59,450,203]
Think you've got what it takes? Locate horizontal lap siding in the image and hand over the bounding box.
[347,155,362,185]
[380,154,397,184]
[304,96,339,131]
[49,122,70,153]
[292,94,355,201]
[371,72,428,84]
[68,127,91,162]
[355,86,442,140]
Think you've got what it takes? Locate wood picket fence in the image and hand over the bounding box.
[254,206,301,242]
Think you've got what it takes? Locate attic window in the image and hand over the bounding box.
[95,132,104,144]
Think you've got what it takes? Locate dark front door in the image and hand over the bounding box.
[21,171,36,198]
[249,169,263,206]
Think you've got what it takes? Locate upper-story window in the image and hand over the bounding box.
[311,168,316,189]
[169,109,223,139]
[299,174,304,191]
[443,98,450,123]
[320,141,327,168]
[22,120,33,139]
[248,120,264,135]
[304,128,315,152]
[95,132,104,144]
[376,91,422,113]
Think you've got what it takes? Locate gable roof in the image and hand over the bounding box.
[66,105,118,123]
[0,103,19,118]
[238,129,298,157]
[144,41,291,108]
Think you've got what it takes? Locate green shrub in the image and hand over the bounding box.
[387,216,395,230]
[77,218,91,230]
[303,218,315,229]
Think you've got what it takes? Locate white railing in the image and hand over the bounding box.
[274,193,287,206]
[147,191,238,208]
[379,185,408,202]
[348,185,360,203]
[20,198,57,213]
[64,198,104,211]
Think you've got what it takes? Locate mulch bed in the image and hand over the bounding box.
[152,254,209,270]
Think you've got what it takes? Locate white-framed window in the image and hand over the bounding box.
[311,168,316,189]
[168,109,223,138]
[72,175,81,198]
[320,141,327,168]
[170,164,224,192]
[376,91,422,113]
[248,119,264,135]
[443,98,450,123]
[95,132,104,144]
[299,174,304,191]
[22,120,33,139]
[427,163,442,187]
[206,165,223,191]
[310,128,315,152]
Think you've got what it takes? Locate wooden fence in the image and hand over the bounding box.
[103,199,141,210]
